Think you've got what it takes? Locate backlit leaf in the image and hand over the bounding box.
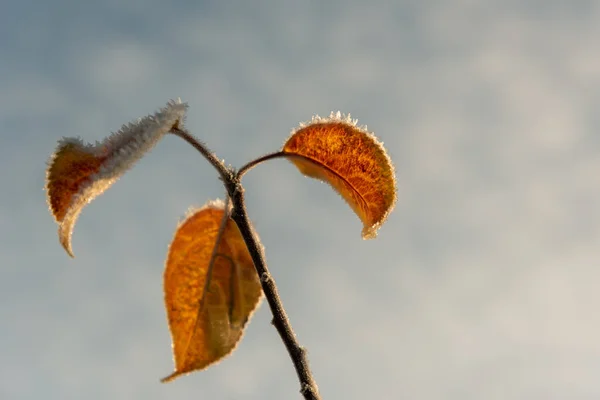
[283,112,396,239]
[45,100,188,257]
[162,200,263,382]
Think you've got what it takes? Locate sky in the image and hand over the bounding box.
[2,1,600,399]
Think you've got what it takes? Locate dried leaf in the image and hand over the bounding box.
[45,100,188,257]
[162,200,263,382]
[283,112,396,239]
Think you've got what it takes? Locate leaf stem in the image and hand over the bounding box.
[170,127,233,182]
[238,151,289,177]
[238,151,331,178]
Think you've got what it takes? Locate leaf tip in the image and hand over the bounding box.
[59,228,75,258]
[160,371,181,383]
[56,213,78,257]
[361,225,378,240]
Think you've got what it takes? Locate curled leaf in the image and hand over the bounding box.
[162,200,262,382]
[45,100,188,257]
[283,112,396,239]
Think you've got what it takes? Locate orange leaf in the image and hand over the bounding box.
[282,112,396,239]
[162,200,263,382]
[45,100,188,257]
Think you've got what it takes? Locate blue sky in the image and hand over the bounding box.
[2,1,600,399]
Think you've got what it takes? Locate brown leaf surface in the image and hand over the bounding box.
[162,200,262,382]
[283,112,396,239]
[45,100,187,257]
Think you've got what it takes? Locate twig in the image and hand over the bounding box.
[171,128,322,400]
[227,177,321,400]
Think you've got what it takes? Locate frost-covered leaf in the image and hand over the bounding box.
[45,100,187,257]
[283,112,396,239]
[162,200,262,382]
